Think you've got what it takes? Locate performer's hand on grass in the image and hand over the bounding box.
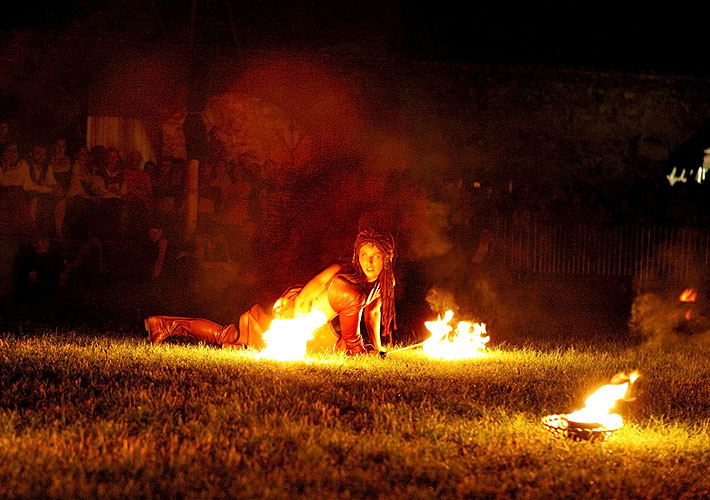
[366,344,387,358]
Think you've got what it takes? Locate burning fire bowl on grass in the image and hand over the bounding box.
[541,414,620,442]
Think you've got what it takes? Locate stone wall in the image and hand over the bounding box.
[4,39,710,191]
[349,57,710,189]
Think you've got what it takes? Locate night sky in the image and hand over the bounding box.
[2,1,709,77]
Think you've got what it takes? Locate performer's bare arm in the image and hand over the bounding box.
[363,296,383,352]
[294,264,342,315]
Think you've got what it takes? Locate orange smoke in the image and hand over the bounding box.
[228,53,365,161]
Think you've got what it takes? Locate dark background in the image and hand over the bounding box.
[2,1,709,344]
[2,1,708,75]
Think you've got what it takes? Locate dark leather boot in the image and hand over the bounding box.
[145,316,241,347]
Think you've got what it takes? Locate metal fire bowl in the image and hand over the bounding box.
[541,414,620,442]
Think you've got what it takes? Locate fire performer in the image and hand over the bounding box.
[145,227,396,355]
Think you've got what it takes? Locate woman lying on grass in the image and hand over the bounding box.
[145,227,396,356]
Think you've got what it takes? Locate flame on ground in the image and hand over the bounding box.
[257,309,328,361]
[421,310,489,359]
[566,371,640,430]
[680,288,697,302]
[678,289,697,320]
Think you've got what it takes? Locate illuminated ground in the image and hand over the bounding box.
[0,329,709,499]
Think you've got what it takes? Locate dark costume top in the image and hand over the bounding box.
[274,273,379,355]
[324,275,379,354]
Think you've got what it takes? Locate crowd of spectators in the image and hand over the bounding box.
[3,115,709,323]
[0,121,304,316]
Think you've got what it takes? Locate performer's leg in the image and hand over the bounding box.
[145,316,241,347]
[237,305,270,350]
[307,323,340,354]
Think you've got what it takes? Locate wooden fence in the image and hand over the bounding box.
[490,218,710,282]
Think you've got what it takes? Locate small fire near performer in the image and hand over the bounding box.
[145,227,397,355]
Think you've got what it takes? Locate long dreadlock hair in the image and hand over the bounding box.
[339,227,397,336]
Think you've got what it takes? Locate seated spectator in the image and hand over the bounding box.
[0,186,32,236]
[471,228,505,267]
[27,145,55,189]
[195,228,232,264]
[0,121,8,150]
[209,158,231,212]
[0,144,52,193]
[194,224,253,290]
[66,147,107,198]
[14,232,104,313]
[99,147,124,196]
[198,160,217,215]
[1,143,57,229]
[15,233,67,296]
[216,163,252,227]
[121,150,153,238]
[143,160,157,180]
[90,145,108,178]
[145,222,174,281]
[64,146,118,239]
[48,138,72,193]
[151,156,176,212]
[61,236,105,284]
[208,126,227,163]
[122,150,153,208]
[28,143,68,236]
[168,157,187,211]
[0,144,34,234]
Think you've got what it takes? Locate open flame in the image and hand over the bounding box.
[679,288,697,320]
[421,310,489,359]
[257,309,328,361]
[680,288,697,302]
[565,371,640,430]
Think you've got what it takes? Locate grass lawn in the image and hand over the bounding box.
[1,323,709,499]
